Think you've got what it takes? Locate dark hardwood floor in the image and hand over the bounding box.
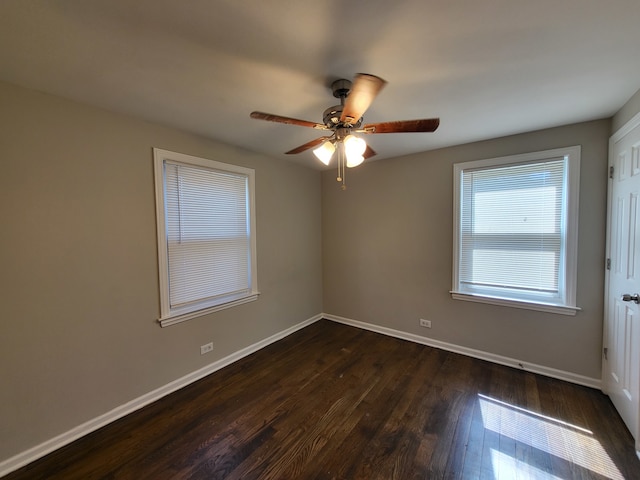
[6,319,640,479]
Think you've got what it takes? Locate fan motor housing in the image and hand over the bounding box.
[322,104,363,129]
[323,105,342,128]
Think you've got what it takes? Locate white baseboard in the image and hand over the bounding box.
[1,312,602,477]
[323,313,602,390]
[0,314,323,478]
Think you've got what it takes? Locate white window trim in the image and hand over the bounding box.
[451,146,581,316]
[153,148,259,327]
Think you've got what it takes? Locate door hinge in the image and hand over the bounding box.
[603,347,608,360]
[609,166,614,179]
[606,258,611,270]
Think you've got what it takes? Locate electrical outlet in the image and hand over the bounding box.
[200,342,213,355]
[419,318,432,328]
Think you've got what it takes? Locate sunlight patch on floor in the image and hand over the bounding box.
[490,449,563,480]
[479,394,624,480]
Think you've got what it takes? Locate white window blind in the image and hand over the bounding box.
[452,146,580,315]
[154,149,258,326]
[165,162,251,307]
[460,159,564,296]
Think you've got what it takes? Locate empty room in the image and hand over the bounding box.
[2,1,640,479]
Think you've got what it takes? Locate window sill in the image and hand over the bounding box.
[450,291,580,316]
[158,293,260,327]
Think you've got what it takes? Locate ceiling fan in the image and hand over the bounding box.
[250,73,440,188]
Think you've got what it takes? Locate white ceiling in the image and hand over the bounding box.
[1,0,640,169]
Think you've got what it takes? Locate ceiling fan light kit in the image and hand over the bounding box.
[313,141,335,166]
[343,135,366,166]
[250,73,440,189]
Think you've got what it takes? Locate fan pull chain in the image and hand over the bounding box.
[336,142,347,190]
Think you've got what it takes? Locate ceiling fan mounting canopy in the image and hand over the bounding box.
[249,73,440,160]
[331,78,352,99]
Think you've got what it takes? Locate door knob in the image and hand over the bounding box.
[621,293,640,303]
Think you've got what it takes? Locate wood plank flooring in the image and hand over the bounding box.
[5,319,640,479]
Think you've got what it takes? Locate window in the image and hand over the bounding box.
[451,146,580,315]
[153,148,258,327]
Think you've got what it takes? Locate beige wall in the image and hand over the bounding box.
[322,119,610,380]
[613,87,640,133]
[0,81,323,461]
[4,73,639,467]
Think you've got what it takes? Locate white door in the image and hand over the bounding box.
[604,113,640,454]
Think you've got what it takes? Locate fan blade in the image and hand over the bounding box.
[285,136,332,155]
[340,74,387,125]
[362,118,440,134]
[363,144,377,159]
[250,111,326,129]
